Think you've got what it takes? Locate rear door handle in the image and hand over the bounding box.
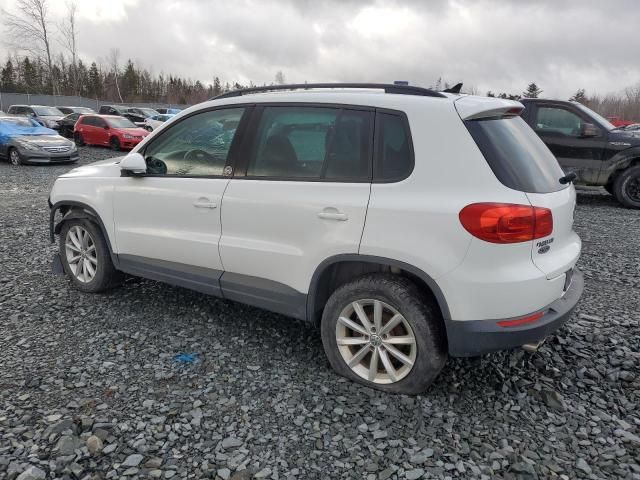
[318,209,348,221]
[193,198,217,209]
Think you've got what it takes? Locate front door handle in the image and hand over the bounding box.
[193,198,217,209]
[318,208,348,221]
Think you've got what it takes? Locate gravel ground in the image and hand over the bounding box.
[0,147,638,480]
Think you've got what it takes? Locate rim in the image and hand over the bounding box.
[625,175,640,202]
[335,299,417,384]
[9,150,20,165]
[65,226,98,283]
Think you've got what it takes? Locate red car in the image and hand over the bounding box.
[74,114,149,151]
[606,116,635,128]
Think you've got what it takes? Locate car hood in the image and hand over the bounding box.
[59,156,125,178]
[14,134,73,147]
[116,128,149,135]
[609,129,640,146]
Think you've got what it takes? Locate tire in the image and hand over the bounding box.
[58,218,123,293]
[8,148,22,166]
[320,274,447,395]
[74,132,85,146]
[613,165,640,209]
[110,136,121,151]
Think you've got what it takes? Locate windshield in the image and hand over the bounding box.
[33,106,63,116]
[107,117,137,128]
[0,117,39,127]
[575,104,615,131]
[73,107,94,114]
[465,116,566,193]
[137,108,159,117]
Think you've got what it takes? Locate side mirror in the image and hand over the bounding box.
[103,125,109,130]
[119,152,147,175]
[580,123,600,138]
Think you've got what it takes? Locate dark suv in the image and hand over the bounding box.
[521,99,640,208]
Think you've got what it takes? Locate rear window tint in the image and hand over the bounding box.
[374,113,414,182]
[464,116,566,193]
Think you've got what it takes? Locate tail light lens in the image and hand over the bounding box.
[459,203,553,243]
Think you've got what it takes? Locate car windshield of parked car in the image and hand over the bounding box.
[0,117,40,128]
[64,113,80,121]
[107,117,138,129]
[136,108,159,117]
[575,104,615,131]
[33,106,63,116]
[74,107,94,114]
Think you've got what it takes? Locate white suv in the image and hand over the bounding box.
[49,83,583,394]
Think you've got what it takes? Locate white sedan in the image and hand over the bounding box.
[143,114,175,131]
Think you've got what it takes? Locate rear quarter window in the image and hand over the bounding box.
[464,116,566,193]
[373,112,414,182]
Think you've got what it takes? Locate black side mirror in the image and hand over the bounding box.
[103,125,109,130]
[580,123,600,138]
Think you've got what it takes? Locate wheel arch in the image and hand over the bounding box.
[50,200,119,267]
[307,254,451,326]
[604,150,640,187]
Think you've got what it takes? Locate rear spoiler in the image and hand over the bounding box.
[454,96,524,121]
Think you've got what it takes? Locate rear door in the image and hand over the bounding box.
[93,117,109,145]
[219,105,374,318]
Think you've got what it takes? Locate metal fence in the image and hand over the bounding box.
[0,91,190,112]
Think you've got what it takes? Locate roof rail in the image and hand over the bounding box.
[212,83,446,100]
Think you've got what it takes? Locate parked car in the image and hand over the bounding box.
[49,83,583,394]
[74,114,149,151]
[0,115,78,165]
[143,113,175,131]
[624,123,640,132]
[126,107,159,118]
[7,105,64,130]
[57,106,96,116]
[58,113,83,138]
[606,116,635,128]
[98,105,146,126]
[156,108,182,115]
[521,98,640,208]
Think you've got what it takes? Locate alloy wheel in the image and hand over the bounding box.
[335,299,417,384]
[625,175,640,202]
[9,149,21,166]
[65,225,98,283]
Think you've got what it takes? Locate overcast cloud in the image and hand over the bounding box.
[1,0,639,98]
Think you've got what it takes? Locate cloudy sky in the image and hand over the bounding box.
[1,0,639,98]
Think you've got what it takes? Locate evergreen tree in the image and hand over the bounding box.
[522,82,543,98]
[88,62,101,97]
[1,60,16,91]
[570,88,586,103]
[212,76,222,96]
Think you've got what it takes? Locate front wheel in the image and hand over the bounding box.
[74,132,85,146]
[613,165,640,209]
[320,274,447,395]
[8,148,22,166]
[59,219,122,293]
[110,136,121,151]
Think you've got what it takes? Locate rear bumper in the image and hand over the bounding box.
[446,268,584,357]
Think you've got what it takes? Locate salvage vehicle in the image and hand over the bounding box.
[98,105,146,127]
[521,98,640,208]
[74,114,149,151]
[0,115,78,165]
[58,113,82,138]
[49,83,583,394]
[143,113,175,131]
[57,106,95,116]
[156,107,182,115]
[7,105,64,130]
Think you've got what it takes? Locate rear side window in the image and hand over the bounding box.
[465,116,566,193]
[246,106,372,181]
[374,113,414,182]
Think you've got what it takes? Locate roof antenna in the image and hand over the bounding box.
[444,82,463,94]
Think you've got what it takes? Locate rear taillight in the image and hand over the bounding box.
[459,203,553,244]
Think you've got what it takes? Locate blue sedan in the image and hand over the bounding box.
[0,116,78,165]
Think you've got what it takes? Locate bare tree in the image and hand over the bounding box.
[274,71,286,85]
[2,0,55,94]
[108,48,124,103]
[59,1,78,95]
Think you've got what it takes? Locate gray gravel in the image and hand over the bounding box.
[1,148,639,480]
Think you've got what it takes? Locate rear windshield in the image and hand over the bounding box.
[465,116,566,193]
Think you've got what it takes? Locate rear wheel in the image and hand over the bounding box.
[320,274,447,394]
[110,136,121,151]
[8,148,22,166]
[613,165,640,209]
[59,219,122,293]
[74,132,85,146]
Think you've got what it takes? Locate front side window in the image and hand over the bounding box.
[535,107,585,137]
[247,106,372,180]
[143,108,245,176]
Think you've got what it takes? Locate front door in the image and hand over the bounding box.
[112,106,248,295]
[219,105,374,318]
[532,103,607,184]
